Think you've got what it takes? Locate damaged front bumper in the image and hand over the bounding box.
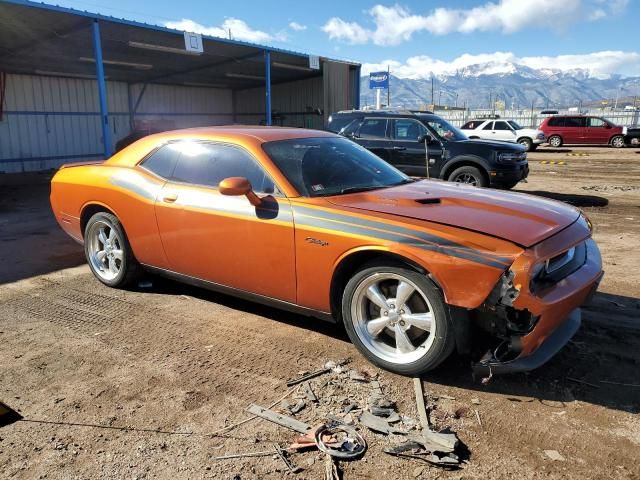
[472,308,581,377]
[472,226,603,378]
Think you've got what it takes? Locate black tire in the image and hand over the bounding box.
[610,135,625,148]
[84,212,140,288]
[518,137,533,151]
[529,144,538,151]
[341,264,456,376]
[447,165,487,187]
[548,135,563,148]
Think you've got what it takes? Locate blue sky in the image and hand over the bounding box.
[45,0,639,78]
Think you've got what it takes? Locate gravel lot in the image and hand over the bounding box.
[1,145,639,479]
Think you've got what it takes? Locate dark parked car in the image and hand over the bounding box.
[539,115,626,148]
[327,110,528,189]
[624,126,640,146]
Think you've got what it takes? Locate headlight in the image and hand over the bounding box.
[497,152,526,162]
[579,213,593,232]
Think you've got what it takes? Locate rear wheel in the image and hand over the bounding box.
[518,137,533,151]
[548,135,563,147]
[342,264,455,376]
[610,135,625,148]
[448,165,487,187]
[84,212,140,288]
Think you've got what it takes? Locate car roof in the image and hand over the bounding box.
[331,110,439,121]
[106,126,337,167]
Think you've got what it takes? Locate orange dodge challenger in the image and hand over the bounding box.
[51,127,603,377]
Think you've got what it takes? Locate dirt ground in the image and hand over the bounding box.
[1,145,639,480]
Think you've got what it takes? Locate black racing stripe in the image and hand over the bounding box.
[297,214,510,270]
[294,205,512,266]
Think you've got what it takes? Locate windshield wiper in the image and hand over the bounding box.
[339,185,385,195]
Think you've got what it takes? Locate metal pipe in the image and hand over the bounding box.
[264,50,272,126]
[91,19,112,158]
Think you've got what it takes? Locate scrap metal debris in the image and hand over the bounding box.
[286,359,350,387]
[213,450,275,461]
[0,401,23,428]
[314,422,367,459]
[303,382,318,402]
[359,410,404,435]
[246,404,311,433]
[274,443,302,474]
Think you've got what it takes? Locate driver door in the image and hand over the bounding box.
[388,118,440,177]
[154,141,296,303]
[492,120,517,142]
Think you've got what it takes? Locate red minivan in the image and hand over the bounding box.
[539,115,626,148]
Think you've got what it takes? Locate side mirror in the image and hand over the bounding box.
[219,177,262,206]
[418,133,434,144]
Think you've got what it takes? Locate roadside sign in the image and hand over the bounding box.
[184,32,203,54]
[309,55,320,70]
[369,71,389,89]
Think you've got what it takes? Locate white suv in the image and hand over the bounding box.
[461,118,545,151]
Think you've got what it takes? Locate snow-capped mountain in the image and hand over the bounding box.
[360,62,640,109]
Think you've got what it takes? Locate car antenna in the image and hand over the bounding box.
[424,136,430,180]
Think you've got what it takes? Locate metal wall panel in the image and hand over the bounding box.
[0,74,232,173]
[235,75,325,130]
[323,61,351,127]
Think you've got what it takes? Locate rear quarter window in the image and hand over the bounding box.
[547,117,565,127]
[140,145,179,179]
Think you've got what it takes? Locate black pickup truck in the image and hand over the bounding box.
[625,126,640,147]
[328,110,529,189]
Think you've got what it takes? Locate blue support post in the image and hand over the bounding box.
[92,19,112,158]
[264,50,272,126]
[355,66,361,110]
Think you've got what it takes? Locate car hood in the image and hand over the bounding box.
[327,180,580,248]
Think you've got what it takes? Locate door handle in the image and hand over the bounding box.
[162,193,178,203]
[392,146,406,151]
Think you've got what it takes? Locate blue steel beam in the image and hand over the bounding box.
[264,50,272,126]
[91,19,112,158]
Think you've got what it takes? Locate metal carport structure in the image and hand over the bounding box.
[0,0,361,172]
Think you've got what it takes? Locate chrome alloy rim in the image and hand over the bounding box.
[550,137,561,147]
[351,273,436,364]
[453,172,479,185]
[612,136,624,148]
[86,220,123,281]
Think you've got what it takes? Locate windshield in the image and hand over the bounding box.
[423,118,467,141]
[507,120,523,130]
[262,137,410,197]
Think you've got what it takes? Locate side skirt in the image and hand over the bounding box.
[141,264,335,323]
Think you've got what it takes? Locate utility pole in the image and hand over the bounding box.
[455,92,458,107]
[431,75,434,108]
[438,90,442,107]
[387,64,390,108]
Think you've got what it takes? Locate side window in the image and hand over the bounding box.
[461,121,477,129]
[565,117,586,128]
[547,117,564,127]
[358,119,387,139]
[140,145,179,179]
[494,121,511,130]
[482,122,494,130]
[588,117,605,127]
[392,119,427,141]
[170,143,275,193]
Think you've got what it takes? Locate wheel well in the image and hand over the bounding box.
[517,136,532,143]
[610,134,623,142]
[80,204,116,238]
[329,250,431,322]
[442,160,489,185]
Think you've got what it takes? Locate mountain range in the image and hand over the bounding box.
[360,61,640,110]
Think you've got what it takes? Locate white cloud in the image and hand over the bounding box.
[361,51,640,79]
[165,18,286,44]
[289,21,307,31]
[322,0,629,46]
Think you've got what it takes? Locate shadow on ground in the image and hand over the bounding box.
[514,189,609,208]
[140,274,640,415]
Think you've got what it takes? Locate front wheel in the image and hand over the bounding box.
[341,265,455,376]
[518,138,533,151]
[610,135,625,148]
[448,165,487,187]
[548,135,563,148]
[84,212,140,288]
